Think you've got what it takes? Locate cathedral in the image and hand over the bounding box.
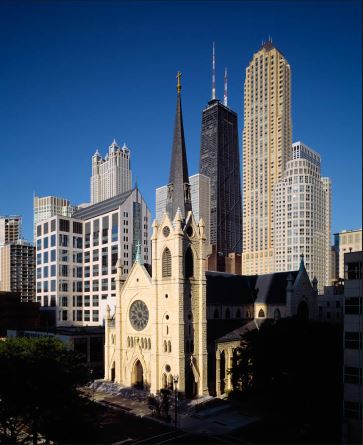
[104,74,317,397]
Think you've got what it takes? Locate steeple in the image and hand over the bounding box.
[165,72,192,221]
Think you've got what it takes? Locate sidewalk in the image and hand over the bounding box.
[93,390,258,437]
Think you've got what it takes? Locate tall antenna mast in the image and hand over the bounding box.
[223,67,228,107]
[212,42,216,100]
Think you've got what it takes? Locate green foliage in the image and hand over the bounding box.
[228,317,343,442]
[0,336,91,443]
[148,389,172,421]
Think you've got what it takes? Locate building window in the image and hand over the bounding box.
[112,214,118,242]
[92,295,99,307]
[345,297,362,315]
[162,248,172,277]
[344,366,362,385]
[73,221,82,234]
[274,308,281,320]
[258,309,265,318]
[101,279,108,291]
[345,332,362,350]
[185,247,194,278]
[344,401,362,420]
[92,310,99,322]
[60,219,70,232]
[62,310,68,321]
[213,308,219,319]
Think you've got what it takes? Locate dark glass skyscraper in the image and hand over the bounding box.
[199,98,242,270]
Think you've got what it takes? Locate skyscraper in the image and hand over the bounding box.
[274,142,331,293]
[0,240,35,302]
[0,216,21,245]
[199,44,242,271]
[33,195,77,241]
[91,139,132,205]
[242,40,292,275]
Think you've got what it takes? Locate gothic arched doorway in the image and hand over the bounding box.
[185,366,197,398]
[297,300,309,321]
[132,360,144,388]
[111,362,115,382]
[220,351,226,395]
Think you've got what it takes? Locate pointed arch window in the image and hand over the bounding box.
[168,340,172,353]
[274,308,281,320]
[162,248,172,277]
[185,246,194,278]
[258,309,265,318]
[214,308,220,319]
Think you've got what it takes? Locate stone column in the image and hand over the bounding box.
[216,350,221,396]
[227,348,234,391]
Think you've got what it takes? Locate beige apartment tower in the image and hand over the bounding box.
[242,40,292,274]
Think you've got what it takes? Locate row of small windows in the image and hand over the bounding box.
[127,336,151,349]
[212,308,281,320]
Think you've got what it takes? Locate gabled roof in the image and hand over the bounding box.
[73,189,134,220]
[253,271,299,305]
[217,319,265,343]
[206,270,301,306]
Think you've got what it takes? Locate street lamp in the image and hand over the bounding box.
[173,374,179,432]
[90,369,95,401]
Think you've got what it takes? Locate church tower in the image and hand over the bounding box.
[104,73,208,397]
[151,73,208,396]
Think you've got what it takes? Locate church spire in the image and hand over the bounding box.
[166,72,192,221]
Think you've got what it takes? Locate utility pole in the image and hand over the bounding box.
[173,375,179,432]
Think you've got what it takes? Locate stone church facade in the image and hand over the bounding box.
[104,210,209,396]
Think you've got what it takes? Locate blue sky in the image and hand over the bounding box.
[0,0,361,241]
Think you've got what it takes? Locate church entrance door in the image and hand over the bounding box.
[132,360,144,388]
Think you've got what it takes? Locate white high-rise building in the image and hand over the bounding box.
[33,195,77,241]
[155,173,210,245]
[91,139,132,205]
[274,142,331,293]
[242,41,292,275]
[35,188,151,327]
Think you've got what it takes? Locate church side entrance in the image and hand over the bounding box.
[132,360,144,388]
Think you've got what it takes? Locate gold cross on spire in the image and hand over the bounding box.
[176,71,182,94]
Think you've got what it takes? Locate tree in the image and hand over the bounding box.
[0,336,91,444]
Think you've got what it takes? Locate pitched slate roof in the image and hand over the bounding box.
[206,271,255,305]
[216,319,265,343]
[206,270,300,306]
[253,271,299,305]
